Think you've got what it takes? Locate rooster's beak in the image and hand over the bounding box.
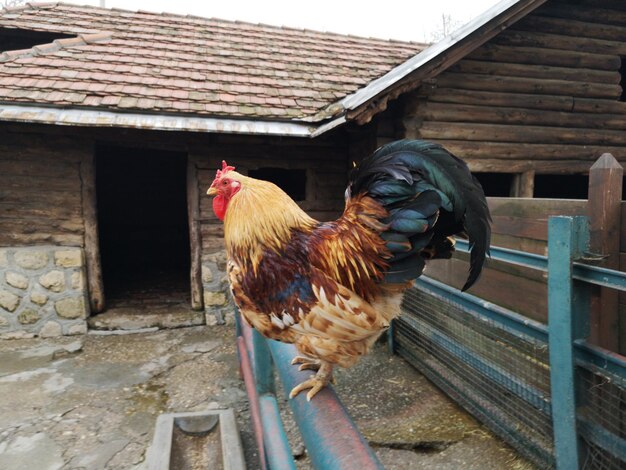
[207,187,217,197]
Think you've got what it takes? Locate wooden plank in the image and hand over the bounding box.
[187,158,203,311]
[450,59,620,84]
[436,72,621,99]
[420,122,626,146]
[0,204,81,220]
[417,102,626,131]
[467,43,620,70]
[0,159,78,178]
[587,154,623,351]
[491,233,547,255]
[80,151,105,314]
[426,257,548,322]
[488,197,587,217]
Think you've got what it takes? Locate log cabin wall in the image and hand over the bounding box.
[402,0,626,197]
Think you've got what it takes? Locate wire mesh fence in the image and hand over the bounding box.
[578,364,626,470]
[396,283,626,469]
[397,286,554,468]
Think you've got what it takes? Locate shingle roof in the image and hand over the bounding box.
[0,2,426,123]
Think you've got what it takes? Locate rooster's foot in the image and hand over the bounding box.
[289,362,334,401]
[291,355,321,371]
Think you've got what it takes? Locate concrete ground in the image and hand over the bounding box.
[0,322,534,469]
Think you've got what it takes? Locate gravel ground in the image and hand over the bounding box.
[0,323,533,469]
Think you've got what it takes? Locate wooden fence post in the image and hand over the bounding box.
[587,153,623,352]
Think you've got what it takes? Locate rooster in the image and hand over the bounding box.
[207,139,490,401]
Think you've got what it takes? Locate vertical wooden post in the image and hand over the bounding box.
[510,170,535,198]
[187,157,203,311]
[587,153,622,351]
[81,150,105,313]
[548,216,590,470]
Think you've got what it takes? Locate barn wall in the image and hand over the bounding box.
[0,127,89,247]
[0,125,92,337]
[403,0,626,185]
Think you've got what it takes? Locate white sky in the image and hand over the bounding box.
[63,0,502,43]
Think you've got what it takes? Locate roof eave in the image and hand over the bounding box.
[0,103,317,137]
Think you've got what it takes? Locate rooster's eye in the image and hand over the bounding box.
[222,180,228,185]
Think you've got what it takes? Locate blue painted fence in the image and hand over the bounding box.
[392,216,626,469]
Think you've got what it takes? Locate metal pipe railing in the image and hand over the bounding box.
[236,313,384,469]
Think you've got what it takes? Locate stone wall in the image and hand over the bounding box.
[202,251,233,325]
[0,246,89,338]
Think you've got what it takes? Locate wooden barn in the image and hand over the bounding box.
[1,0,626,337]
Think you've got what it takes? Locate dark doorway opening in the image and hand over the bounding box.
[473,172,515,197]
[534,174,589,199]
[249,168,307,201]
[96,145,190,310]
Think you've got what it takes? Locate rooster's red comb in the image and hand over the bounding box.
[216,160,236,179]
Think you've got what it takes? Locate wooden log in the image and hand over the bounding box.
[572,0,626,12]
[510,171,535,197]
[495,29,626,56]
[539,3,626,27]
[515,14,626,43]
[80,151,105,314]
[450,59,620,84]
[187,159,203,311]
[436,72,622,99]
[587,154,623,351]
[468,43,621,70]
[465,159,595,174]
[419,122,626,146]
[416,102,626,130]
[426,88,576,112]
[431,140,626,163]
[572,98,626,115]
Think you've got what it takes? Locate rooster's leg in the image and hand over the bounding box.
[291,355,321,371]
[289,362,334,401]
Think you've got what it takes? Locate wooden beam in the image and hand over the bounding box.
[187,158,204,311]
[587,154,623,352]
[80,149,105,314]
[510,171,535,197]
